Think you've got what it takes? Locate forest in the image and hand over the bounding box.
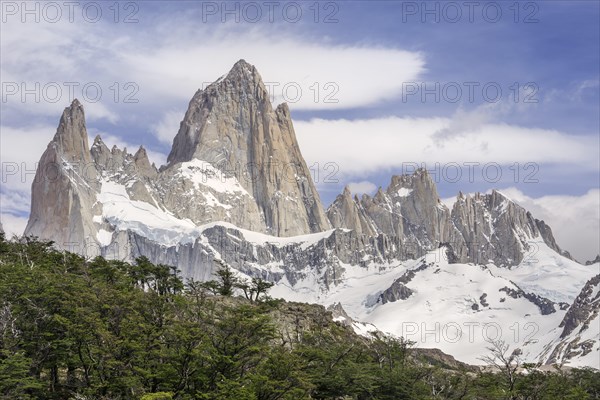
[0,233,598,399]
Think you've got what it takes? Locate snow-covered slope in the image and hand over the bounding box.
[269,245,598,367]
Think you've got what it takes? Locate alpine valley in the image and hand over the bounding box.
[24,60,599,369]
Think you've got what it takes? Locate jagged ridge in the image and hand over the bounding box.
[327,173,568,266]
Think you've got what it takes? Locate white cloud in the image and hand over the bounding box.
[1,15,425,132]
[118,35,425,110]
[0,19,120,122]
[0,124,55,192]
[498,188,600,263]
[347,181,377,195]
[0,190,31,215]
[432,102,505,142]
[294,116,599,178]
[544,79,600,104]
[152,111,183,144]
[0,213,28,238]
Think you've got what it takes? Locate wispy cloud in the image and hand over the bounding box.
[2,13,425,126]
[347,181,377,195]
[152,111,182,145]
[294,116,599,178]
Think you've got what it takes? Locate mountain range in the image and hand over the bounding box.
[24,60,599,368]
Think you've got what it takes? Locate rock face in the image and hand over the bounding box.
[449,191,566,265]
[26,61,329,248]
[104,225,430,291]
[498,285,561,316]
[331,170,450,247]
[166,60,330,236]
[327,186,377,237]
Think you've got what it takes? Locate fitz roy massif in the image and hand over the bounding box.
[24,60,599,368]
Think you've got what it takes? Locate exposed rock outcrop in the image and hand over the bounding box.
[379,280,414,304]
[327,171,453,262]
[26,61,331,250]
[449,190,566,265]
[327,302,354,327]
[326,186,377,236]
[499,285,557,315]
[559,274,600,339]
[543,274,600,366]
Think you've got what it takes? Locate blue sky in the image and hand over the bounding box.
[1,0,599,259]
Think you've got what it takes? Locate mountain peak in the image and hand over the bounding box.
[389,168,434,189]
[230,58,254,72]
[50,97,90,163]
[25,98,99,246]
[60,97,84,122]
[374,187,386,201]
[133,145,157,178]
[165,60,330,236]
[224,59,262,85]
[275,102,290,116]
[167,59,271,166]
[133,145,147,159]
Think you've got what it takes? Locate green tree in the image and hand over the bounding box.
[238,277,275,303]
[479,339,522,400]
[201,259,242,296]
[0,350,43,399]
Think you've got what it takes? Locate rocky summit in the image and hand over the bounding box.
[24,60,599,368]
